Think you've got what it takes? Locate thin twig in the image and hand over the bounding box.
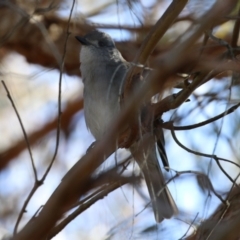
[163,102,240,131]
[13,182,41,235]
[168,122,240,191]
[167,169,226,204]
[179,212,199,239]
[41,0,76,181]
[1,81,38,180]
[1,80,41,235]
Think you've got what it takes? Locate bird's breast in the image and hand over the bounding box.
[81,61,127,140]
[83,79,121,140]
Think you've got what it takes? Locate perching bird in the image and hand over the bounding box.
[76,30,178,222]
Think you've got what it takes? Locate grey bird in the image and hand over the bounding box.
[76,30,178,222]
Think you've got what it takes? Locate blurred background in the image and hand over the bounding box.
[0,0,240,239]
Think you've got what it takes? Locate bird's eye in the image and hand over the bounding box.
[98,40,105,47]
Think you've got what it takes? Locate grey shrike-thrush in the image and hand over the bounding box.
[76,30,178,222]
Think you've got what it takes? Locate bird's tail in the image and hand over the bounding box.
[130,133,178,222]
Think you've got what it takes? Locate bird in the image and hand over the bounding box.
[76,30,178,222]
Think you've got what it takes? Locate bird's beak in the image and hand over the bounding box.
[75,36,90,45]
